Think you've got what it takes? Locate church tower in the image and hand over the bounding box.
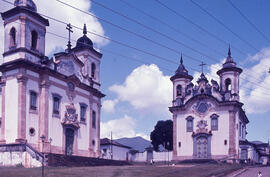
[0,0,104,167]
[217,47,242,101]
[1,0,49,63]
[170,55,193,106]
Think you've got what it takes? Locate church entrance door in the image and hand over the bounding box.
[196,136,208,159]
[65,128,74,156]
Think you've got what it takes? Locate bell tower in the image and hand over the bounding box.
[170,55,193,106]
[1,0,49,63]
[217,47,242,101]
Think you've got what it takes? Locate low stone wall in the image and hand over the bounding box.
[47,153,131,167]
[0,143,43,167]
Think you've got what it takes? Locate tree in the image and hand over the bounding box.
[150,120,173,151]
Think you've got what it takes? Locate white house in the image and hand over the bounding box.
[0,0,104,167]
[100,138,131,161]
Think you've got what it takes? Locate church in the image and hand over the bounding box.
[0,0,104,166]
[170,49,249,162]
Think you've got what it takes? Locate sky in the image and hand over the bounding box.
[1,0,270,142]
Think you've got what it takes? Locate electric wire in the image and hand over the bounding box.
[190,0,260,53]
[1,0,270,95]
[227,0,270,44]
[154,0,246,56]
[119,0,225,57]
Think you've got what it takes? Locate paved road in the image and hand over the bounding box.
[236,166,270,177]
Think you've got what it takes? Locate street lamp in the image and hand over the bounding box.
[49,138,52,153]
[40,135,45,177]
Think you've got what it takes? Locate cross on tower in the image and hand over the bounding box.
[66,23,73,52]
[199,61,206,73]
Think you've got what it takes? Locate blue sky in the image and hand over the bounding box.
[1,0,270,142]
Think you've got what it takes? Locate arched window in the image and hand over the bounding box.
[31,30,38,50]
[186,116,194,132]
[210,114,219,131]
[9,27,16,47]
[225,78,231,91]
[176,85,182,96]
[91,63,96,78]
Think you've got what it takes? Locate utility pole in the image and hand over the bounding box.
[110,131,113,160]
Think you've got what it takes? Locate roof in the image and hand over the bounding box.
[217,47,242,75]
[100,138,131,149]
[170,55,193,81]
[1,6,49,26]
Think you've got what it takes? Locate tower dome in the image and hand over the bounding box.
[170,54,193,81]
[75,24,93,49]
[14,0,37,12]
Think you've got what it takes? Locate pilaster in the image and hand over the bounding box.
[88,96,93,156]
[173,114,177,157]
[16,74,28,143]
[0,78,6,144]
[96,101,101,157]
[228,110,236,156]
[39,74,50,152]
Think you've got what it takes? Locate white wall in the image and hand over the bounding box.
[176,103,231,157]
[101,145,129,161]
[26,78,40,145]
[5,79,18,143]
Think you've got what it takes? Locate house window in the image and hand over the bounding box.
[30,91,37,110]
[186,116,194,132]
[211,114,219,131]
[176,85,182,96]
[52,94,61,115]
[92,110,96,128]
[225,78,231,91]
[80,103,87,123]
[31,30,38,50]
[91,63,96,78]
[9,27,16,47]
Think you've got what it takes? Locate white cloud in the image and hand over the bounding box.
[0,0,108,61]
[101,115,148,139]
[239,47,270,114]
[192,59,224,84]
[102,99,118,113]
[109,64,172,115]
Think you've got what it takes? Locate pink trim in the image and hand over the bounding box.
[228,110,236,156]
[16,73,28,143]
[38,74,50,151]
[173,114,177,157]
[0,78,6,144]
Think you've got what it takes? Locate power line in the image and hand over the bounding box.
[227,0,270,44]
[190,0,260,53]
[1,0,270,94]
[88,0,225,64]
[119,0,225,58]
[154,0,246,56]
[154,0,270,90]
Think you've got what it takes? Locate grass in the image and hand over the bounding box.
[0,163,244,177]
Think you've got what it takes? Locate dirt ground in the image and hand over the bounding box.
[0,163,243,177]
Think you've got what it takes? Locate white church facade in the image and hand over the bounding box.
[0,0,104,164]
[170,49,249,162]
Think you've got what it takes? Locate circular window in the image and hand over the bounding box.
[198,103,208,113]
[29,128,35,136]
